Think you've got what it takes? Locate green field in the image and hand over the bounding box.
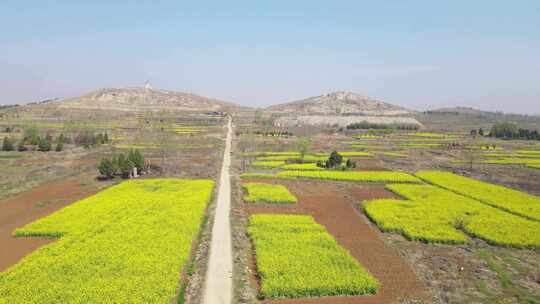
[273,170,421,183]
[243,183,297,204]
[364,184,540,248]
[482,158,540,165]
[416,171,540,222]
[0,179,214,303]
[256,155,328,162]
[251,160,286,168]
[280,163,323,170]
[242,170,421,183]
[248,214,378,299]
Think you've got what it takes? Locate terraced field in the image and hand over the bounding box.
[416,171,540,221]
[365,184,540,248]
[0,179,214,303]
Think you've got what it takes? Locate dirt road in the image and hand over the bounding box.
[203,117,233,304]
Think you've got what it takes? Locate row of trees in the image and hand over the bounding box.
[1,136,64,152]
[488,122,540,140]
[98,150,145,179]
[1,126,111,152]
[346,121,419,131]
[469,128,485,136]
[253,130,293,137]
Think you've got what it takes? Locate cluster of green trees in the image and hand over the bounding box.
[488,122,539,140]
[0,125,113,153]
[98,149,145,179]
[346,121,419,130]
[469,128,485,136]
[316,151,356,170]
[2,137,15,151]
[1,132,70,152]
[75,130,109,148]
[253,130,293,137]
[21,126,71,152]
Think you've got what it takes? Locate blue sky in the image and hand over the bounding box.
[1,1,539,113]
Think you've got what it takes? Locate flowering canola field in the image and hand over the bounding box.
[243,183,297,204]
[416,171,540,222]
[0,179,214,303]
[364,184,540,248]
[248,214,378,299]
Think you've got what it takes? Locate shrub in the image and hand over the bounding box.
[23,125,40,145]
[37,138,51,152]
[296,137,312,161]
[55,141,64,152]
[118,154,135,177]
[2,137,14,151]
[98,158,116,179]
[128,149,145,172]
[17,141,28,152]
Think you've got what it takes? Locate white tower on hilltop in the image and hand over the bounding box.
[144,80,153,91]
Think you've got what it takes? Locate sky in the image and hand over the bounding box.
[1,1,539,113]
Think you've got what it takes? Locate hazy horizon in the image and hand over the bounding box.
[2,1,539,114]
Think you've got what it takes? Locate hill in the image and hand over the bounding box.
[266,91,412,116]
[266,91,421,128]
[52,87,241,112]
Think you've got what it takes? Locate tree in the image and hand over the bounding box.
[328,151,343,167]
[98,158,116,179]
[23,125,40,145]
[17,141,27,152]
[346,159,356,169]
[478,128,484,136]
[55,141,64,152]
[2,137,14,151]
[296,137,312,162]
[470,129,477,136]
[38,138,51,152]
[117,154,134,177]
[128,149,145,172]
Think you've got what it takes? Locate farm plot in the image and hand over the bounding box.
[481,158,540,165]
[281,163,323,170]
[256,155,329,162]
[0,179,214,303]
[248,214,378,299]
[364,184,540,248]
[246,170,422,183]
[416,171,540,221]
[243,183,297,204]
[251,160,286,168]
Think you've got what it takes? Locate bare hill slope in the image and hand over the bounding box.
[267,91,421,128]
[49,87,242,113]
[267,91,412,116]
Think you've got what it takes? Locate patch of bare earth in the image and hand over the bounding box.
[241,178,428,304]
[0,180,100,271]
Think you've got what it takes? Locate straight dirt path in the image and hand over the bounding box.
[203,116,233,304]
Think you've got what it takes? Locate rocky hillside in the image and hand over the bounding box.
[50,87,241,112]
[267,91,422,128]
[266,91,412,116]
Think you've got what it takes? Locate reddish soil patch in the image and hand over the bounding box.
[0,180,100,271]
[242,179,428,304]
